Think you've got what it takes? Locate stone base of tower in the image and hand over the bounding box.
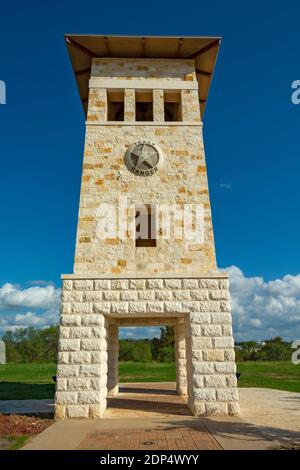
[55,274,239,419]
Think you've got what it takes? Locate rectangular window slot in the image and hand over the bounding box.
[107,90,124,121]
[164,90,182,122]
[135,90,153,121]
[135,205,156,247]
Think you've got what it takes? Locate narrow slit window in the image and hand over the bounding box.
[135,90,153,121]
[135,205,156,247]
[107,90,124,121]
[164,90,182,122]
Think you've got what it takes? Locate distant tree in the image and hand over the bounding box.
[158,346,175,363]
[2,326,59,362]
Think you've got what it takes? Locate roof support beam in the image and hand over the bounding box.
[141,37,146,57]
[65,36,99,57]
[196,69,212,77]
[104,36,112,56]
[188,38,220,59]
[176,38,183,58]
[75,67,91,77]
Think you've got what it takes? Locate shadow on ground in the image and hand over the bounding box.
[0,382,55,400]
[119,386,178,396]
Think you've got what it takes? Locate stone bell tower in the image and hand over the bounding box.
[55,35,239,419]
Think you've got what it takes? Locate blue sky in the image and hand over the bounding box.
[0,1,300,340]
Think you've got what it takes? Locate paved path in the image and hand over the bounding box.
[15,384,300,450]
[0,399,54,415]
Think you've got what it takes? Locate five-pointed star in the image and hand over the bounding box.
[131,145,158,169]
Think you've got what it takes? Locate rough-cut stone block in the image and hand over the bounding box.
[57,365,79,378]
[94,280,111,290]
[164,301,182,313]
[69,351,91,364]
[164,279,182,289]
[80,364,101,377]
[192,337,212,349]
[56,391,78,404]
[190,290,209,301]
[73,280,94,291]
[58,339,80,352]
[202,349,225,362]
[81,339,101,351]
[182,279,198,289]
[103,290,119,301]
[211,313,232,324]
[202,325,223,336]
[214,336,234,349]
[194,388,216,401]
[193,362,215,374]
[110,302,128,314]
[69,327,91,339]
[63,280,73,291]
[228,402,240,415]
[129,279,145,290]
[61,315,81,326]
[190,312,211,324]
[138,290,155,301]
[204,375,227,388]
[111,279,129,290]
[84,291,102,302]
[214,362,236,374]
[173,290,191,300]
[120,291,138,301]
[217,388,239,402]
[128,302,146,313]
[66,404,89,418]
[198,279,219,289]
[205,402,228,415]
[93,302,110,314]
[81,315,105,326]
[70,302,92,314]
[146,302,164,313]
[78,391,100,404]
[146,279,164,289]
[155,290,172,301]
[67,378,90,390]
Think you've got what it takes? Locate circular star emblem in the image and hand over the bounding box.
[124,141,163,176]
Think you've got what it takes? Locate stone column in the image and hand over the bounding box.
[87,88,107,122]
[181,89,201,122]
[107,320,119,397]
[185,284,240,416]
[124,89,135,121]
[153,89,164,121]
[55,279,109,419]
[175,322,187,395]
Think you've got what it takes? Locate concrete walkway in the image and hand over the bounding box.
[17,384,300,450]
[0,399,54,415]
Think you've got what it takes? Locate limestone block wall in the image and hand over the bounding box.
[55,275,239,418]
[73,57,216,276]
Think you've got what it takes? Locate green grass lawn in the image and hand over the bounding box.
[0,361,299,400]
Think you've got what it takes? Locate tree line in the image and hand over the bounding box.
[1,326,294,363]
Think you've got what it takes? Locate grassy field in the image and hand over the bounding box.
[0,361,299,400]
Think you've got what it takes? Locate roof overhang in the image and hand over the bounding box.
[65,34,221,117]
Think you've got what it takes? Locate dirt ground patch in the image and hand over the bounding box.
[0,414,53,450]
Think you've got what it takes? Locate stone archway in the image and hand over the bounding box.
[106,317,188,417]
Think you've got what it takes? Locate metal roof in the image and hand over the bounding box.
[65,34,221,117]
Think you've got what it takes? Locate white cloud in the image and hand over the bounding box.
[1,269,300,342]
[0,282,60,335]
[223,266,300,341]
